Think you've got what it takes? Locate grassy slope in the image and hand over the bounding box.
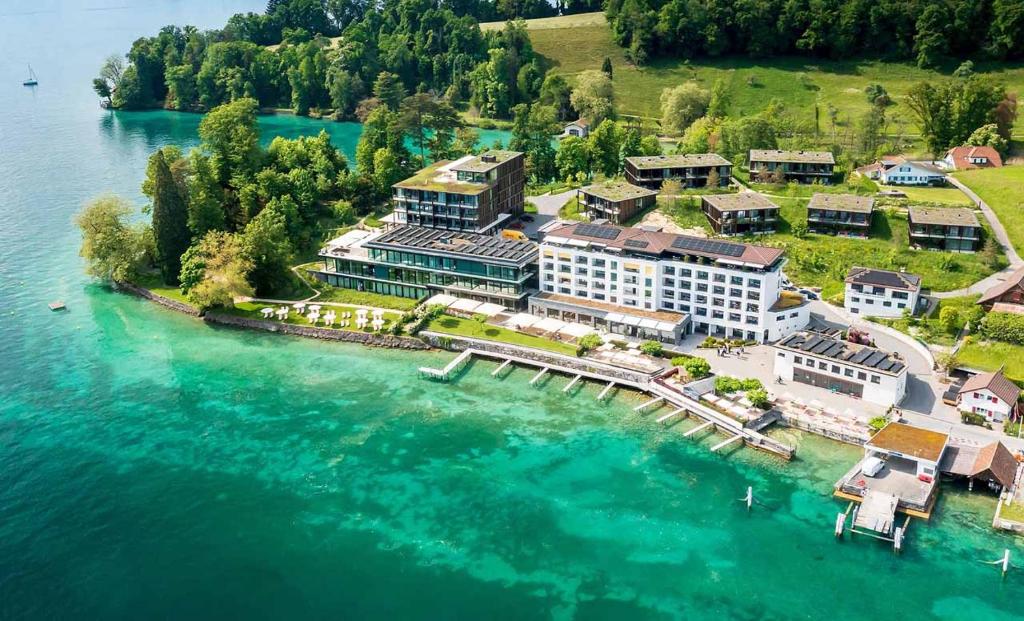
[955,338,1024,382]
[954,167,1024,255]
[497,12,1024,133]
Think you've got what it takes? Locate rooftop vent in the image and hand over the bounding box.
[481,154,497,163]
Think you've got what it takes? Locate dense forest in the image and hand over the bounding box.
[92,0,601,117]
[605,0,1024,67]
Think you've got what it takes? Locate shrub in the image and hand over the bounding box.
[471,313,488,324]
[715,376,764,394]
[961,411,989,427]
[699,336,720,348]
[682,357,711,379]
[979,312,1024,345]
[1005,420,1022,437]
[576,333,603,356]
[868,416,888,432]
[747,388,770,409]
[639,340,664,356]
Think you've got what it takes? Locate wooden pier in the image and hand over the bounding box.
[633,396,663,413]
[597,381,616,401]
[491,359,512,377]
[684,421,714,437]
[656,407,687,423]
[529,367,549,385]
[418,349,474,381]
[563,374,583,393]
[711,434,743,452]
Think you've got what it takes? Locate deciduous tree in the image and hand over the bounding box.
[76,195,152,283]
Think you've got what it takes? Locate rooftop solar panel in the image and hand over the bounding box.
[623,239,649,249]
[670,236,745,257]
[575,223,619,240]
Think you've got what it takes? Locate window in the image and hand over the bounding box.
[697,271,708,280]
[883,301,891,307]
[851,296,860,303]
[831,365,840,373]
[747,278,761,288]
[870,375,880,384]
[858,372,867,380]
[818,362,827,370]
[777,352,785,358]
[844,369,853,377]
[794,356,803,364]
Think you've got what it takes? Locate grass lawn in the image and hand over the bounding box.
[510,12,1024,133]
[1000,500,1024,523]
[559,196,588,221]
[878,185,972,206]
[752,201,1002,298]
[953,338,1024,383]
[871,295,979,347]
[954,167,1024,255]
[133,272,194,307]
[311,283,421,311]
[227,301,403,332]
[656,196,710,231]
[426,315,579,356]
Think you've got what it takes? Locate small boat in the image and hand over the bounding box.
[48,301,66,311]
[23,64,38,86]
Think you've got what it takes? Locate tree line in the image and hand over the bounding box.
[92,0,601,119]
[606,0,1024,68]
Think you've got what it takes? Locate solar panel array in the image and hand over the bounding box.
[375,226,536,262]
[782,333,905,374]
[623,239,649,249]
[670,236,745,258]
[575,223,620,240]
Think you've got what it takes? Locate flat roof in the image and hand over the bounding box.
[702,192,779,212]
[532,291,687,325]
[846,266,921,291]
[543,222,784,268]
[367,225,537,265]
[908,206,980,227]
[775,331,906,375]
[750,149,835,164]
[807,193,875,214]
[580,181,659,202]
[394,158,491,195]
[626,153,731,169]
[450,150,522,173]
[867,423,948,463]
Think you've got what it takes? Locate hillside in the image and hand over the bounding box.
[483,13,1024,133]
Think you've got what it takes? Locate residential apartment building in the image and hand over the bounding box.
[844,267,921,318]
[773,331,908,407]
[749,150,835,184]
[391,150,525,234]
[807,193,875,236]
[957,370,1020,423]
[578,181,658,224]
[532,222,809,344]
[908,206,981,252]
[701,193,780,236]
[624,154,733,190]
[312,225,538,310]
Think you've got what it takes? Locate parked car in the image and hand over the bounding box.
[783,285,798,292]
[862,456,885,477]
[521,215,535,222]
[799,289,819,300]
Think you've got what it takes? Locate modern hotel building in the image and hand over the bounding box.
[531,223,809,344]
[313,225,538,309]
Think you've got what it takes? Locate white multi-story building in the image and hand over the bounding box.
[844,267,921,318]
[957,370,1020,423]
[531,222,809,344]
[773,331,908,407]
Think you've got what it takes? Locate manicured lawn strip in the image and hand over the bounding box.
[954,338,1024,383]
[878,185,972,206]
[227,301,403,332]
[520,13,1024,132]
[133,272,194,307]
[427,315,579,356]
[954,167,1024,256]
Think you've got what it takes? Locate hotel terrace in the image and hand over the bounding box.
[624,153,733,190]
[533,222,809,344]
[806,193,875,236]
[700,192,780,236]
[577,181,658,224]
[313,225,538,309]
[390,150,525,234]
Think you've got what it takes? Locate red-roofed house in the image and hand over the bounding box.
[978,266,1024,313]
[943,146,1003,171]
[958,369,1020,422]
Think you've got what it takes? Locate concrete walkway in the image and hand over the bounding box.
[529,189,576,216]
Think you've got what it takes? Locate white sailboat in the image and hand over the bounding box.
[23,64,38,86]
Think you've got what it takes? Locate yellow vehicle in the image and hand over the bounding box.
[501,229,528,241]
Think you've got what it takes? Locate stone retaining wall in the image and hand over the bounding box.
[118,282,200,316]
[419,331,656,385]
[207,312,431,349]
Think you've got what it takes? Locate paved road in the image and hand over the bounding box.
[522,189,577,239]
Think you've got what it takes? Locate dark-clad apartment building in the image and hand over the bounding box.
[908,206,981,252]
[701,192,780,236]
[578,181,659,224]
[806,193,875,236]
[624,154,733,190]
[749,150,835,184]
[313,225,538,309]
[391,150,525,234]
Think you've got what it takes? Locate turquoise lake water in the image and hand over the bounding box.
[2,1,1023,619]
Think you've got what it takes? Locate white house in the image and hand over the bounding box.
[560,119,590,139]
[957,369,1020,423]
[773,331,908,407]
[856,156,945,186]
[844,267,921,318]
[532,222,810,345]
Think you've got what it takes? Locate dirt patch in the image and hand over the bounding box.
[636,210,708,237]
